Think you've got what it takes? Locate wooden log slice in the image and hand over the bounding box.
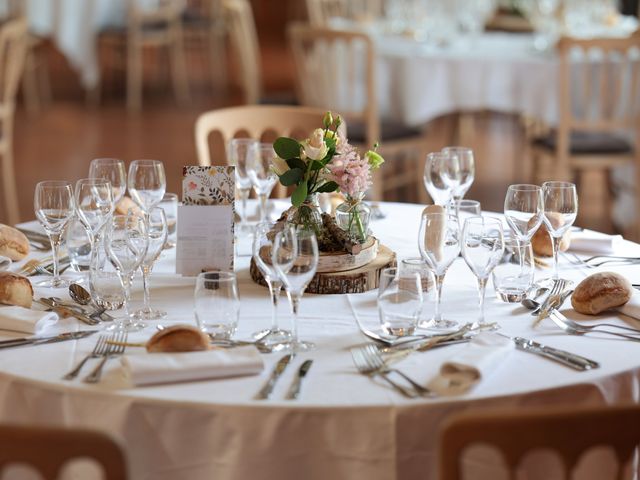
[250,244,396,294]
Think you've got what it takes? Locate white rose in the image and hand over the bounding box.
[303,128,329,161]
[271,155,289,176]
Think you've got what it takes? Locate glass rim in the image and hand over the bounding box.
[442,146,473,154]
[197,271,237,281]
[542,181,576,189]
[507,184,541,191]
[76,177,112,186]
[454,199,481,206]
[91,157,124,165]
[229,138,258,147]
[161,192,179,200]
[130,159,163,166]
[35,180,72,188]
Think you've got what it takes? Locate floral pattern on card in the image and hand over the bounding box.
[182,166,235,206]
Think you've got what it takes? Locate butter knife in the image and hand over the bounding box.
[0,330,96,350]
[287,360,313,400]
[255,354,293,400]
[500,334,599,371]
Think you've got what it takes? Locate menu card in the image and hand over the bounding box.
[176,166,235,275]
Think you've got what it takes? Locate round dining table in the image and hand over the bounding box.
[4,200,640,480]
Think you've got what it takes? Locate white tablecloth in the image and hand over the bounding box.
[5,201,640,479]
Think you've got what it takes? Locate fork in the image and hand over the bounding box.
[360,344,434,397]
[84,331,127,383]
[351,346,418,398]
[533,278,567,316]
[17,259,44,276]
[549,310,640,342]
[63,335,108,380]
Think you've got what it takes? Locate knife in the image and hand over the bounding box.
[36,298,98,326]
[287,360,313,400]
[0,330,96,350]
[500,334,599,371]
[255,354,293,400]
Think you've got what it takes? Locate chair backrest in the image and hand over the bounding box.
[223,0,260,104]
[306,0,384,26]
[0,425,128,479]
[288,23,379,147]
[439,404,640,480]
[127,0,183,27]
[0,16,27,110]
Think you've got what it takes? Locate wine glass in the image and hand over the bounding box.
[104,214,148,331]
[132,207,168,320]
[461,216,505,324]
[127,160,166,223]
[423,152,458,207]
[74,178,113,253]
[34,181,75,288]
[248,143,278,223]
[504,184,543,243]
[418,211,460,329]
[441,146,475,201]
[542,181,578,279]
[229,139,258,231]
[272,225,319,352]
[89,158,127,204]
[252,222,292,350]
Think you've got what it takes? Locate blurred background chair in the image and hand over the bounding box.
[0,424,128,479]
[288,23,430,202]
[306,0,384,26]
[195,105,328,197]
[0,17,28,226]
[439,404,640,480]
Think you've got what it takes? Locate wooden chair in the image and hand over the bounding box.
[194,105,328,197]
[0,424,128,479]
[439,404,640,480]
[529,32,640,234]
[0,17,28,226]
[306,0,384,26]
[288,24,430,201]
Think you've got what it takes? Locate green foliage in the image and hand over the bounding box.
[279,168,303,186]
[292,181,308,207]
[286,158,307,170]
[316,181,339,193]
[273,137,301,160]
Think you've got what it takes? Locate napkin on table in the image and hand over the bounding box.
[570,231,623,254]
[428,332,514,396]
[122,346,264,386]
[0,306,58,334]
[617,291,640,323]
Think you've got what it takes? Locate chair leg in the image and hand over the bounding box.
[169,29,190,107]
[1,147,20,226]
[127,40,142,112]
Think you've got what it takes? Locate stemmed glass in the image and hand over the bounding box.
[418,211,461,329]
[504,184,543,269]
[252,222,291,350]
[104,214,148,331]
[34,181,75,288]
[248,143,278,223]
[272,226,319,352]
[424,152,456,207]
[127,160,166,224]
[229,139,258,230]
[441,146,475,202]
[89,158,127,205]
[133,207,168,320]
[542,181,578,279]
[461,216,505,324]
[74,178,113,255]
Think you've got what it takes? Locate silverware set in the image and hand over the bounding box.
[0,330,95,350]
[63,332,128,383]
[565,253,640,268]
[549,310,640,342]
[254,354,313,400]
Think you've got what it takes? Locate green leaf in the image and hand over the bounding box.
[310,160,324,171]
[325,136,336,150]
[273,137,301,160]
[279,168,303,186]
[316,181,339,193]
[292,181,308,207]
[286,158,307,170]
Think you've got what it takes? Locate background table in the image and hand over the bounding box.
[4,201,640,479]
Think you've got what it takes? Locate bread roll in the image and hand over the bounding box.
[0,272,33,308]
[529,213,571,257]
[571,272,632,315]
[146,325,211,353]
[115,196,143,217]
[0,224,29,261]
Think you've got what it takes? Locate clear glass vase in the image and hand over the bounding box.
[287,194,323,234]
[335,196,371,243]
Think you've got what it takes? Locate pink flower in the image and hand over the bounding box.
[327,140,371,198]
[188,181,197,191]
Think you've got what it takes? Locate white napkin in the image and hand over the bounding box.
[0,256,10,271]
[122,346,264,386]
[570,231,623,254]
[617,292,640,322]
[428,332,514,395]
[0,306,59,334]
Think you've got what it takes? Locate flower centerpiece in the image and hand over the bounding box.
[272,112,384,245]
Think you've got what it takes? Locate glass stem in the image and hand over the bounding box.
[268,280,282,331]
[259,193,268,223]
[434,274,445,321]
[120,273,133,322]
[50,233,62,282]
[141,265,151,311]
[240,189,250,223]
[289,292,300,349]
[551,235,562,280]
[477,277,487,324]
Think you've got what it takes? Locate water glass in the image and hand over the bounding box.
[195,271,240,339]
[453,199,481,231]
[248,143,278,223]
[159,193,178,248]
[378,267,423,336]
[89,243,125,310]
[492,236,535,303]
[229,138,258,229]
[66,217,92,272]
[399,258,434,329]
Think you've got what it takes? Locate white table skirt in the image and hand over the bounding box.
[4,200,640,479]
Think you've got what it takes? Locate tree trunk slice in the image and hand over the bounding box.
[250,244,396,294]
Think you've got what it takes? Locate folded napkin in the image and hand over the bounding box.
[570,231,623,254]
[0,256,10,271]
[617,292,640,322]
[428,332,514,396]
[0,306,58,334]
[122,346,264,386]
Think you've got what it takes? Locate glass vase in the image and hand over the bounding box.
[335,197,371,243]
[287,194,323,234]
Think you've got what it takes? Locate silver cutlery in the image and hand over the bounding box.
[36,298,100,326]
[549,310,640,342]
[354,313,440,347]
[63,335,109,380]
[351,346,417,398]
[255,354,293,400]
[50,296,113,322]
[526,288,573,314]
[534,279,569,324]
[578,255,640,268]
[84,331,127,383]
[68,284,114,322]
[0,330,95,350]
[286,359,313,400]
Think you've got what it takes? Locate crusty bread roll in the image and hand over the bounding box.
[529,213,571,257]
[146,325,211,353]
[115,196,143,217]
[0,224,29,261]
[571,272,632,315]
[0,272,33,308]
